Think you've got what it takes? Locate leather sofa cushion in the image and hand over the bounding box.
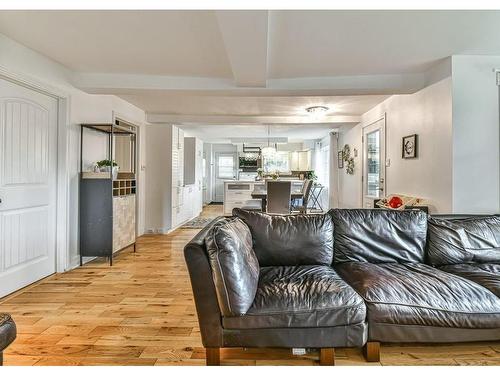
[0,313,16,351]
[427,216,500,266]
[336,262,500,329]
[439,263,500,297]
[233,208,334,266]
[205,217,259,316]
[330,209,428,263]
[222,265,365,329]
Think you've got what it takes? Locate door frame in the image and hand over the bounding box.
[0,66,70,274]
[112,113,143,239]
[361,114,387,208]
[214,151,237,202]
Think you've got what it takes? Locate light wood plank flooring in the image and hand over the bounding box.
[1,204,499,365]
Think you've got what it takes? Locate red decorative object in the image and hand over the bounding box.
[388,196,403,209]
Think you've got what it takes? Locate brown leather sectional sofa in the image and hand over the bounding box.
[0,314,16,366]
[184,208,500,365]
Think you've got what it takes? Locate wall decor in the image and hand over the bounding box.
[337,151,344,168]
[342,144,355,175]
[402,134,418,159]
[342,144,350,159]
[346,157,355,175]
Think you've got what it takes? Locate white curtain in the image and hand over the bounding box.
[329,132,339,208]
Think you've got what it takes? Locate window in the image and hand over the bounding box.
[217,155,235,179]
[263,152,290,173]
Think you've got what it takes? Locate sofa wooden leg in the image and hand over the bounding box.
[206,347,220,366]
[363,341,380,362]
[0,351,3,366]
[319,348,335,366]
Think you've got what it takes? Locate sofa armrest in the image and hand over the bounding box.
[0,313,16,365]
[184,217,225,348]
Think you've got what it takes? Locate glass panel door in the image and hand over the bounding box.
[366,130,381,198]
[362,118,386,208]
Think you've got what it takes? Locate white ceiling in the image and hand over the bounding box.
[1,10,499,79]
[118,93,388,116]
[0,11,232,77]
[1,10,499,140]
[267,10,500,77]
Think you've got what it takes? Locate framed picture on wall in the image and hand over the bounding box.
[402,134,418,159]
[338,151,344,168]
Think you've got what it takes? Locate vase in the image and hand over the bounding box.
[99,166,119,180]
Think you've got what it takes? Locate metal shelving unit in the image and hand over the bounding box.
[79,121,137,266]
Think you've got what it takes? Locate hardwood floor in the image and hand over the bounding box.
[1,204,499,366]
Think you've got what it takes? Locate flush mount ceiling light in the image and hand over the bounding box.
[305,105,329,115]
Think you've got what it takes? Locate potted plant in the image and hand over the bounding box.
[256,168,263,180]
[305,170,318,182]
[95,159,119,180]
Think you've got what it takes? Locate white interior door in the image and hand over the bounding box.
[362,118,386,208]
[214,152,237,202]
[0,78,58,297]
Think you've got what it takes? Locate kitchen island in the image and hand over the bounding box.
[223,179,304,215]
[223,180,263,215]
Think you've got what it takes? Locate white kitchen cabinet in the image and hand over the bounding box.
[290,150,312,171]
[184,137,196,185]
[171,125,185,227]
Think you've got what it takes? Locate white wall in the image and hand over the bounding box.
[338,78,453,213]
[0,33,148,269]
[452,56,500,214]
[145,124,173,233]
[337,124,364,208]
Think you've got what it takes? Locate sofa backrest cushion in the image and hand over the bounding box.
[427,216,500,266]
[330,209,428,263]
[233,208,334,266]
[205,217,259,316]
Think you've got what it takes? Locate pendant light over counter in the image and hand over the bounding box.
[261,124,277,157]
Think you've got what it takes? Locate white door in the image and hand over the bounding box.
[362,118,386,208]
[0,79,58,297]
[214,152,237,202]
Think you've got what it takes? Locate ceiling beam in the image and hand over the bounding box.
[146,113,360,125]
[72,72,427,96]
[215,10,269,88]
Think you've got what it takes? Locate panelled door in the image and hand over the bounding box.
[0,78,58,297]
[214,152,237,202]
[362,118,386,209]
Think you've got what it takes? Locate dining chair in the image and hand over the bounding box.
[266,180,292,214]
[293,179,313,214]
